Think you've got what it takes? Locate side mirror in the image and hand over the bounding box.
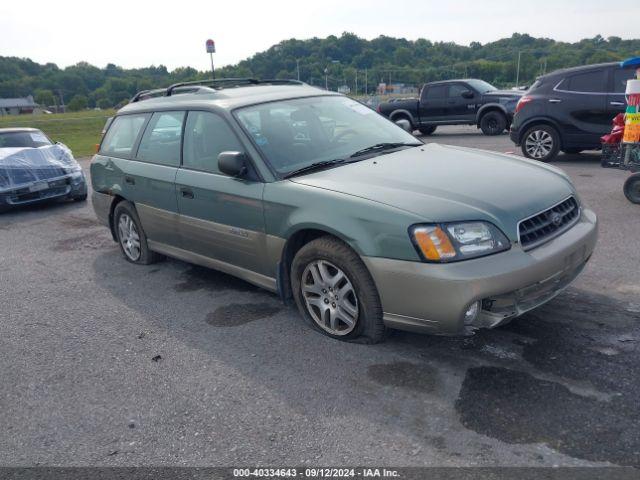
[218,151,248,177]
[461,91,474,99]
[395,118,413,133]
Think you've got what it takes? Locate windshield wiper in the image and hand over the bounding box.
[283,158,346,179]
[349,142,422,158]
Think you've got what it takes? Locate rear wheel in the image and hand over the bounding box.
[291,236,385,344]
[521,125,560,162]
[418,125,437,135]
[623,174,640,204]
[113,201,162,264]
[480,111,507,135]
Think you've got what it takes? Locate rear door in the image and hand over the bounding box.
[607,66,636,118]
[418,84,448,122]
[553,69,609,147]
[128,110,184,247]
[175,110,267,276]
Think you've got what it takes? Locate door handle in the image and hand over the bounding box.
[124,176,135,185]
[549,98,562,103]
[610,101,625,106]
[180,188,194,199]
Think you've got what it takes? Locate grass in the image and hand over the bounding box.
[0,109,116,158]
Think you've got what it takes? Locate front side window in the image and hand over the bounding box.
[448,84,470,98]
[183,111,243,174]
[0,130,51,148]
[564,70,606,93]
[101,114,148,157]
[235,96,418,175]
[136,111,184,166]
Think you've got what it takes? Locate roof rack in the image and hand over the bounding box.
[130,78,305,103]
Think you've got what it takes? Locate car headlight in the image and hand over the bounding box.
[410,221,510,262]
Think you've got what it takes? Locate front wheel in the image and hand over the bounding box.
[480,111,507,135]
[418,125,437,136]
[623,174,640,204]
[521,125,560,162]
[291,236,385,344]
[113,201,162,264]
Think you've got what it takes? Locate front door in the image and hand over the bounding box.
[445,83,478,122]
[175,110,267,276]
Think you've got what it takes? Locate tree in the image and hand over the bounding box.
[67,94,88,111]
[97,98,112,109]
[34,88,55,107]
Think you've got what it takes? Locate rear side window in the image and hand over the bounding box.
[136,111,185,166]
[424,85,447,99]
[563,70,606,93]
[612,68,636,93]
[182,111,243,174]
[101,114,148,157]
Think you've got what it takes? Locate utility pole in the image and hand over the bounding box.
[355,70,358,95]
[515,51,522,88]
[365,68,368,95]
[324,68,329,90]
[296,59,300,81]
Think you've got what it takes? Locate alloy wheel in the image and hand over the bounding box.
[525,130,554,159]
[117,213,141,261]
[301,260,359,335]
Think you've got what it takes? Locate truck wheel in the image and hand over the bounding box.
[480,111,507,135]
[623,174,640,204]
[113,201,162,264]
[418,126,437,135]
[291,236,385,344]
[521,125,560,162]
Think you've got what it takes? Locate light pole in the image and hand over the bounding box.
[515,51,522,88]
[324,68,328,90]
[296,59,300,81]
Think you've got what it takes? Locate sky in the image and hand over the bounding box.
[0,0,638,71]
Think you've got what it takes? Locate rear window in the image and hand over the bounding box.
[101,114,149,158]
[562,70,606,93]
[612,68,636,93]
[424,85,447,99]
[136,111,184,166]
[0,130,51,148]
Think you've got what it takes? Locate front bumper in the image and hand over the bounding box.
[363,208,597,335]
[0,172,87,208]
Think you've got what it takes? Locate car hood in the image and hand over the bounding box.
[0,144,80,190]
[289,143,576,241]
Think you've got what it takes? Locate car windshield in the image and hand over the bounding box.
[466,79,498,93]
[235,96,419,176]
[0,130,52,148]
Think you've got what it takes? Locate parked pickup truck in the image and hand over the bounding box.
[377,79,524,136]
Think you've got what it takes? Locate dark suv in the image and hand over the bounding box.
[510,62,635,162]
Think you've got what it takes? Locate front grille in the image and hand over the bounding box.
[518,196,580,250]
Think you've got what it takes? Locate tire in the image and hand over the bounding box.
[521,125,561,162]
[72,193,88,202]
[562,148,583,155]
[479,111,507,135]
[291,236,385,344]
[623,174,640,204]
[113,201,162,265]
[418,125,437,136]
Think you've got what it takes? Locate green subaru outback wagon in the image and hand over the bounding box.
[91,79,597,343]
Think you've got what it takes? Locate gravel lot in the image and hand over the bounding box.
[1,126,639,467]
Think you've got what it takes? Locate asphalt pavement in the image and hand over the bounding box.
[1,126,638,468]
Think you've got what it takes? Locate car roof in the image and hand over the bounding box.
[118,84,339,115]
[0,127,41,133]
[539,62,619,80]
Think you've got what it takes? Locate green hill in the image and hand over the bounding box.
[2,33,639,109]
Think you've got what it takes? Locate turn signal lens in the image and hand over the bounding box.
[413,226,457,261]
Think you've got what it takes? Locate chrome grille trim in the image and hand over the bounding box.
[517,196,580,251]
